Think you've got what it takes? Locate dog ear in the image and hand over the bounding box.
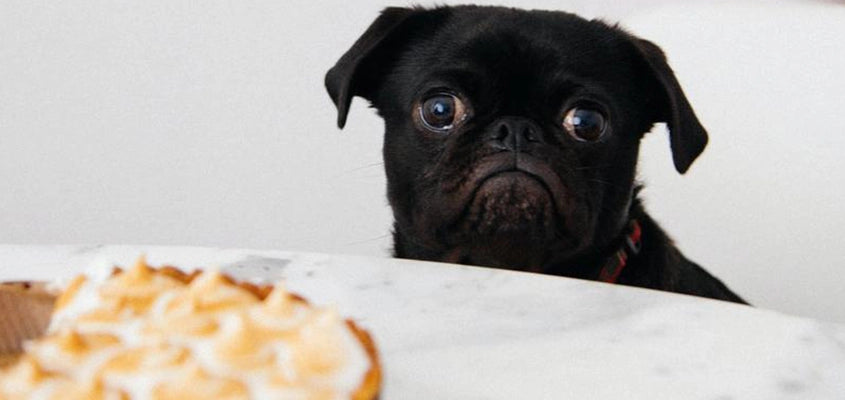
[632,38,708,174]
[325,7,422,129]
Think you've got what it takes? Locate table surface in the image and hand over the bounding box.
[1,244,843,399]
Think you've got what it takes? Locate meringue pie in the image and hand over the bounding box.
[0,259,380,400]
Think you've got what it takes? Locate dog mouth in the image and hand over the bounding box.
[448,154,569,240]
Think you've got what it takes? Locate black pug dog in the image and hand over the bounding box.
[325,5,746,304]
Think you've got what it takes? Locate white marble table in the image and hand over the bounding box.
[1,245,843,399]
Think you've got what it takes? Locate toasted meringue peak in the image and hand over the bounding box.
[212,312,275,370]
[263,283,295,317]
[54,275,87,311]
[182,269,259,313]
[0,356,45,396]
[125,257,154,283]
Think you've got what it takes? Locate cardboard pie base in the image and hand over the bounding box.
[0,282,56,367]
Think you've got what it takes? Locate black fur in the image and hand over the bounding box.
[326,5,746,304]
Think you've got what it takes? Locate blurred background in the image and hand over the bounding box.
[1,0,843,322]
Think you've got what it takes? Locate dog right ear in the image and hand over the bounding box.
[629,38,709,174]
[325,7,423,129]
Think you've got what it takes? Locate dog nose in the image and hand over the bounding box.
[486,118,543,152]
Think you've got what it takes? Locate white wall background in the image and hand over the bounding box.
[1,0,843,322]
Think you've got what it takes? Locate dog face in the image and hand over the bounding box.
[326,6,707,271]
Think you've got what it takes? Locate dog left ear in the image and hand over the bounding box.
[325,7,427,129]
[632,38,708,174]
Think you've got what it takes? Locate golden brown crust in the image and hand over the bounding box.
[346,321,382,400]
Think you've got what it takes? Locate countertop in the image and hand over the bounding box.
[1,244,843,399]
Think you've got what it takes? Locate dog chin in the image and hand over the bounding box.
[457,171,557,240]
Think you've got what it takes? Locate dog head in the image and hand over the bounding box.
[326,6,707,271]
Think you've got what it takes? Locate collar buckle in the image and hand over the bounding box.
[624,220,643,255]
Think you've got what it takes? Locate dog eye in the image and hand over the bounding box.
[563,107,607,141]
[419,94,466,132]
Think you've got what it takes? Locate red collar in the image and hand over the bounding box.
[597,220,642,284]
